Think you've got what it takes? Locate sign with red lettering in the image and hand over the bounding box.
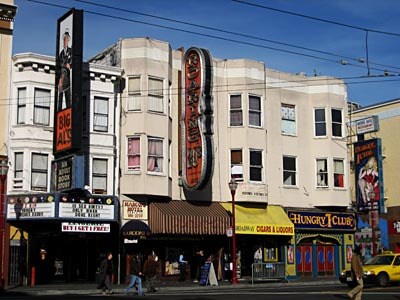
[55,108,72,151]
[181,47,213,190]
[61,222,110,233]
[123,200,148,220]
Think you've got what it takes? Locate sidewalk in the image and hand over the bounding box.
[5,277,341,296]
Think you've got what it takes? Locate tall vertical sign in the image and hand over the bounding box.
[181,47,214,190]
[53,9,83,156]
[354,138,384,212]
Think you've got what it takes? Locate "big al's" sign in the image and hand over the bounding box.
[181,47,214,190]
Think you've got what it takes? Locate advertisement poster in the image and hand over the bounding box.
[287,245,294,264]
[346,245,353,263]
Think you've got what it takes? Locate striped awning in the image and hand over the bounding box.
[149,201,230,235]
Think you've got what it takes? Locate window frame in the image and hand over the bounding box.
[331,108,343,138]
[147,137,164,174]
[147,76,164,113]
[333,158,345,188]
[281,103,296,135]
[33,88,51,126]
[316,158,329,188]
[127,136,141,172]
[93,96,109,132]
[248,94,262,128]
[229,94,243,127]
[314,107,327,138]
[17,87,26,124]
[283,155,297,187]
[249,148,263,182]
[127,75,141,112]
[230,149,243,181]
[92,158,108,195]
[31,153,48,191]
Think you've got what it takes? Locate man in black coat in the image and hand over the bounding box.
[57,29,72,110]
[99,252,114,295]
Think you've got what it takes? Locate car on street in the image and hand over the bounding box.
[339,252,400,287]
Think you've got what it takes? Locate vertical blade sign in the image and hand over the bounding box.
[181,47,214,191]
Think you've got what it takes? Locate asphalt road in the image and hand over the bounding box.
[2,284,400,299]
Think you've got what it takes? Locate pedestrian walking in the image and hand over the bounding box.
[347,245,364,300]
[178,251,188,282]
[125,254,144,296]
[143,254,157,293]
[99,252,114,295]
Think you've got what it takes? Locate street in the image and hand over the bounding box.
[2,284,400,300]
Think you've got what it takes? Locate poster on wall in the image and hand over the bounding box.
[346,245,353,263]
[354,138,384,213]
[287,245,294,264]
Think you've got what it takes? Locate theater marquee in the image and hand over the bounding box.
[181,47,214,190]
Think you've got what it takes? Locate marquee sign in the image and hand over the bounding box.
[6,194,56,220]
[288,210,356,231]
[61,222,110,233]
[181,47,214,190]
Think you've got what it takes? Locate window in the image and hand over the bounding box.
[168,81,172,119]
[14,152,23,178]
[92,158,107,194]
[147,138,163,173]
[334,159,345,188]
[127,76,141,111]
[230,95,242,126]
[314,108,326,137]
[230,149,243,181]
[148,77,163,113]
[281,104,296,135]
[283,156,296,186]
[31,153,48,191]
[17,88,26,124]
[34,88,51,125]
[250,149,262,181]
[331,109,343,137]
[316,159,328,187]
[249,95,261,127]
[127,137,140,171]
[168,140,172,178]
[94,97,108,132]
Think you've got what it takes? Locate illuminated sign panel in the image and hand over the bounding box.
[288,210,356,231]
[181,47,214,190]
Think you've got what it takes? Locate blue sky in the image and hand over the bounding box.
[13,0,400,106]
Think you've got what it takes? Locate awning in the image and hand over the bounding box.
[121,220,151,239]
[149,201,230,235]
[220,203,294,236]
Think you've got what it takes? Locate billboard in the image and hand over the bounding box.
[354,138,384,212]
[53,9,83,155]
[181,47,214,190]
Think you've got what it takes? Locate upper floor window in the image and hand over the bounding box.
[148,77,163,113]
[283,156,296,186]
[92,158,107,194]
[127,137,140,171]
[168,81,172,119]
[230,149,243,181]
[17,88,26,124]
[147,138,163,173]
[250,149,262,182]
[249,95,261,127]
[31,153,48,191]
[331,109,343,137]
[230,95,243,126]
[168,140,172,179]
[281,104,296,135]
[334,159,345,188]
[14,152,23,179]
[316,158,328,187]
[314,108,326,137]
[93,97,109,132]
[34,88,51,125]
[127,76,141,111]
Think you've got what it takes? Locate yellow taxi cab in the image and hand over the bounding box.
[339,251,400,287]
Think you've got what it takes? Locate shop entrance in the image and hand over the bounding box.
[296,245,312,276]
[316,245,335,276]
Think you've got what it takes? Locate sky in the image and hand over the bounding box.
[12,0,400,107]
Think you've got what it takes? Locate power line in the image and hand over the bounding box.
[232,0,400,37]
[70,0,400,72]
[24,0,398,74]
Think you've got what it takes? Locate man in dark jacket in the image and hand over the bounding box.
[143,254,157,293]
[125,254,143,296]
[99,252,114,295]
[347,246,364,300]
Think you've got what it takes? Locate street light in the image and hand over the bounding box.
[228,178,238,284]
[0,157,8,289]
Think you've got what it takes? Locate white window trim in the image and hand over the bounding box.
[331,107,344,139]
[147,76,165,114]
[13,151,24,190]
[33,87,52,126]
[126,135,141,174]
[230,148,244,182]
[127,75,142,112]
[248,94,263,128]
[282,155,297,188]
[315,157,329,189]
[229,94,243,128]
[93,95,109,133]
[147,137,164,176]
[249,148,263,183]
[30,152,49,192]
[333,157,346,189]
[313,107,327,138]
[281,103,297,136]
[91,157,109,195]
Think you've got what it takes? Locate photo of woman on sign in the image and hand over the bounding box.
[357,156,379,205]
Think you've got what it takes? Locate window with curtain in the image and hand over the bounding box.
[250,149,262,181]
[334,159,345,188]
[283,156,296,186]
[148,77,163,113]
[230,149,243,181]
[92,158,107,194]
[316,158,328,187]
[34,88,51,125]
[31,153,48,191]
[331,108,343,137]
[127,137,140,171]
[249,95,261,127]
[314,108,326,137]
[281,104,296,135]
[230,95,242,126]
[128,76,141,111]
[94,97,108,132]
[14,152,23,178]
[17,88,26,124]
[147,138,163,173]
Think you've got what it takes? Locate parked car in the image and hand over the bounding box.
[339,252,400,287]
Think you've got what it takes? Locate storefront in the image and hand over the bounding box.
[221,203,294,278]
[286,209,356,279]
[6,193,119,284]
